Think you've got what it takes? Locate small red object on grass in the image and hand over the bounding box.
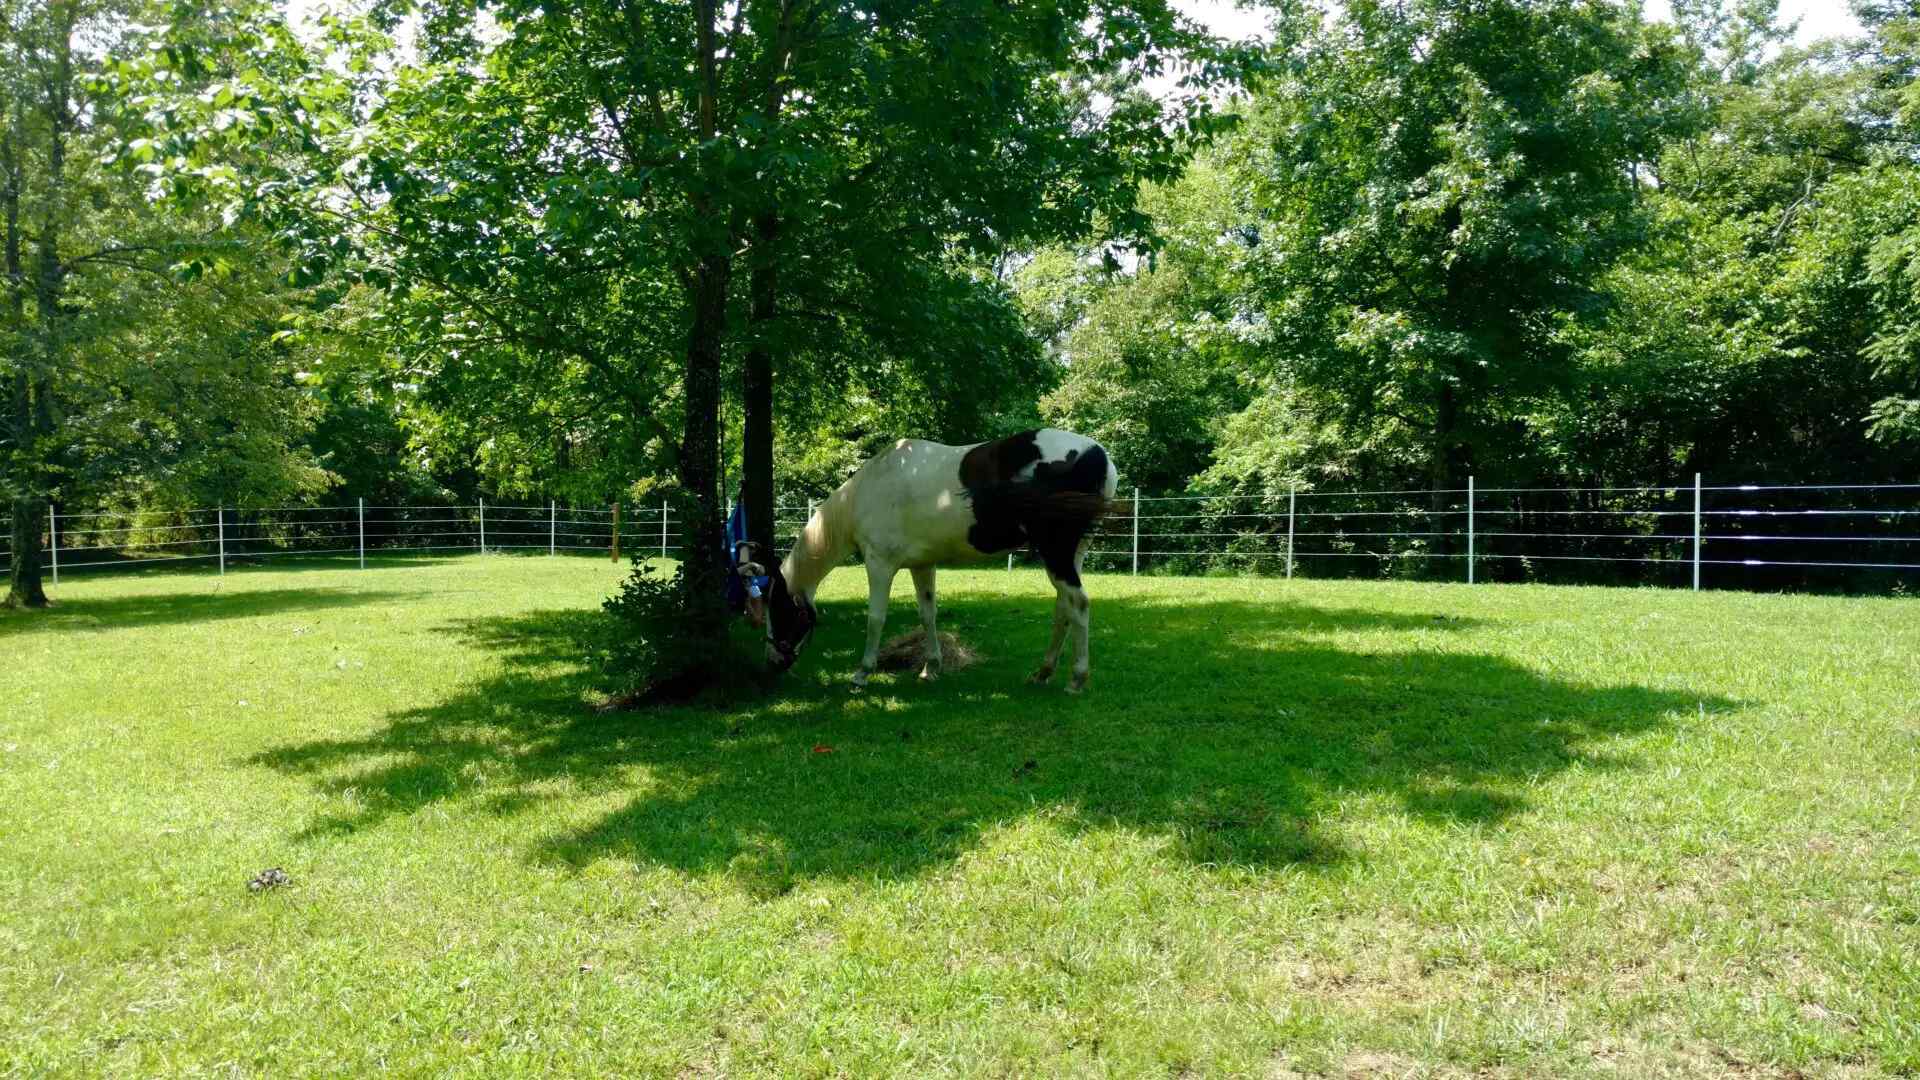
[811,744,835,755]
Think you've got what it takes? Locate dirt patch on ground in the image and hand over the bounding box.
[1337,1050,1429,1078]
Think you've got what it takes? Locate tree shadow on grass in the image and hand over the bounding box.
[250,591,1733,893]
[0,585,420,635]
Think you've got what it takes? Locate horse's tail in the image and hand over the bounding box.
[998,443,1119,526]
[996,486,1117,526]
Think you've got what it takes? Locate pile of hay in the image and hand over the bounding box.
[875,628,982,673]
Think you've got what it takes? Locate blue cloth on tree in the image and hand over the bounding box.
[724,499,771,613]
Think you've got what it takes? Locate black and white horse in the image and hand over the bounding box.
[753,428,1117,692]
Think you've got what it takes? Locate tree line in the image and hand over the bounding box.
[3,0,1916,678]
[1037,0,1920,504]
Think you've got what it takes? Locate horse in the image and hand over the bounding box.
[749,428,1118,692]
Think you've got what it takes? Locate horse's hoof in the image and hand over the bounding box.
[919,665,940,682]
[1027,666,1055,685]
[850,669,870,693]
[1067,673,1088,694]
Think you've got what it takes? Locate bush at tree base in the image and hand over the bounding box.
[596,560,745,703]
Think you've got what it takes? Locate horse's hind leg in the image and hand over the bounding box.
[1030,584,1069,685]
[853,560,897,690]
[1064,542,1092,693]
[1033,536,1092,692]
[910,565,941,681]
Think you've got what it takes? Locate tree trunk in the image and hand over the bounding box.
[6,333,46,608]
[675,251,733,659]
[3,135,46,607]
[16,199,61,610]
[7,493,47,608]
[4,5,71,609]
[661,0,734,670]
[740,3,794,560]
[742,213,778,557]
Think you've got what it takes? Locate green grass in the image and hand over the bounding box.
[3,555,1917,1077]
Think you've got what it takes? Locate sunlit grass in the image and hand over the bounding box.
[3,554,1916,1076]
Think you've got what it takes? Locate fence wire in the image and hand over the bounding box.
[4,479,1916,592]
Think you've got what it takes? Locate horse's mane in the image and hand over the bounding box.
[782,478,857,600]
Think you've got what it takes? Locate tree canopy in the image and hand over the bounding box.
[8,0,1919,623]
[2,0,329,606]
[1035,0,1920,509]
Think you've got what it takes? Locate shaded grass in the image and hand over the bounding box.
[2,555,1917,1077]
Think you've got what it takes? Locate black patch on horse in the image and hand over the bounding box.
[959,431,1044,554]
[959,431,1111,587]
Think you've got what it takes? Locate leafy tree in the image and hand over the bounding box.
[1038,161,1258,493]
[1,0,323,606]
[1009,0,1920,590]
[1221,0,1693,506]
[1853,0,1920,447]
[1532,0,1920,484]
[1,0,91,608]
[151,0,1247,686]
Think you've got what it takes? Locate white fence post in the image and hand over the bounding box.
[1467,475,1476,584]
[1132,487,1140,576]
[217,507,226,576]
[550,500,557,556]
[48,504,57,586]
[1692,473,1702,591]
[1286,483,1296,580]
[478,497,486,553]
[660,499,669,559]
[357,498,365,570]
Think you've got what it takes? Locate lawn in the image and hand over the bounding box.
[2,555,1916,1077]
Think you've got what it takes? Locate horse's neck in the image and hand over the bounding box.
[782,490,855,600]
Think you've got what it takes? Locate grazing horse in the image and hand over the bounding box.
[753,428,1118,692]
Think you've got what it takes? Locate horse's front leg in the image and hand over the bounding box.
[909,565,941,680]
[852,560,898,690]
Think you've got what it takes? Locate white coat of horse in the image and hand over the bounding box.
[759,428,1118,692]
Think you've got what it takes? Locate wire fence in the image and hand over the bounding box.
[1,500,681,583]
[1064,477,1920,591]
[4,477,1918,593]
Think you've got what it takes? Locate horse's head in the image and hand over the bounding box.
[763,565,817,672]
[734,541,815,672]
